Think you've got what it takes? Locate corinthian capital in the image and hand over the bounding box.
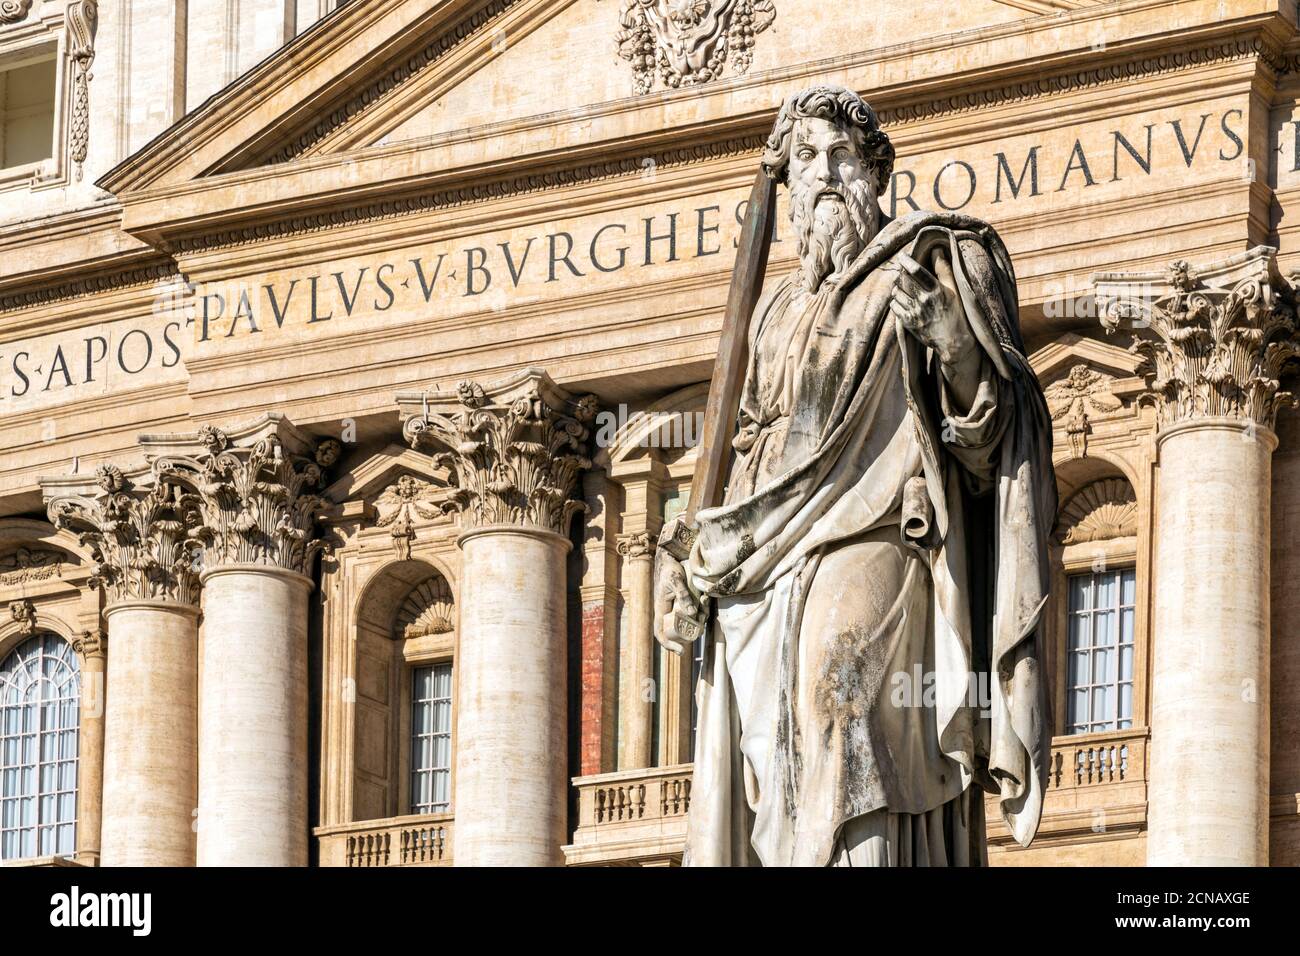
[1095,246,1300,430]
[44,464,204,607]
[147,416,338,576]
[398,368,597,535]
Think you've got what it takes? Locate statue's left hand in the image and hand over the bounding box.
[889,250,976,370]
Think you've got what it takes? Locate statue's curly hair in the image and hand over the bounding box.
[760,85,895,192]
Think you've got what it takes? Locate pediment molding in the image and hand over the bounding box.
[95,0,1289,258]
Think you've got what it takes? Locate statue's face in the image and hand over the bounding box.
[786,116,879,292]
[787,116,871,202]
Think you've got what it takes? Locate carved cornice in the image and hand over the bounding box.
[46,465,204,607]
[617,530,656,560]
[874,34,1287,127]
[0,548,65,588]
[374,474,445,560]
[401,369,596,535]
[154,427,339,576]
[1096,247,1300,431]
[1044,364,1123,459]
[169,133,765,255]
[260,0,519,166]
[616,0,776,95]
[0,1,32,25]
[1056,478,1138,545]
[0,261,178,314]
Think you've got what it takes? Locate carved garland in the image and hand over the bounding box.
[374,474,444,560]
[0,548,65,587]
[1043,364,1123,459]
[403,380,597,535]
[1101,260,1300,429]
[67,1,100,182]
[616,0,776,95]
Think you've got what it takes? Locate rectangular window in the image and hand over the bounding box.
[0,56,57,172]
[409,663,452,815]
[1066,568,1136,734]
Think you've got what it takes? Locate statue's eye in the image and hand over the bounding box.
[796,147,815,161]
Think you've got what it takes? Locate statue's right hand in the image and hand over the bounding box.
[654,549,707,656]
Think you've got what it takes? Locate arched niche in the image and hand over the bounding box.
[349,557,457,823]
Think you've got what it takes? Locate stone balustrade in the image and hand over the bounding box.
[315,813,454,867]
[564,764,693,866]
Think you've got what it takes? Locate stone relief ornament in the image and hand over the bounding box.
[1043,364,1123,458]
[47,465,205,606]
[374,474,444,560]
[72,628,106,661]
[0,548,65,588]
[67,1,100,181]
[616,530,656,560]
[0,1,33,25]
[616,0,776,94]
[8,599,37,635]
[403,376,597,535]
[1055,478,1138,544]
[1098,249,1300,430]
[154,430,335,576]
[394,575,455,639]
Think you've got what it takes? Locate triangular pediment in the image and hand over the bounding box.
[99,0,1113,247]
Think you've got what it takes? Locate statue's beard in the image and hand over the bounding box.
[791,180,877,293]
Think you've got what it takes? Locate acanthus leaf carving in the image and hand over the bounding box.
[403,374,596,535]
[616,0,776,95]
[1097,249,1300,430]
[46,465,204,606]
[153,432,335,576]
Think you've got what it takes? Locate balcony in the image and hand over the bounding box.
[315,812,453,867]
[564,764,692,866]
[987,727,1149,863]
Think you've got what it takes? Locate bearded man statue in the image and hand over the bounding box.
[654,85,1057,867]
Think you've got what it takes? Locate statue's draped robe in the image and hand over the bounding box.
[682,211,1055,867]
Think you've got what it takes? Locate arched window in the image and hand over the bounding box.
[0,633,79,860]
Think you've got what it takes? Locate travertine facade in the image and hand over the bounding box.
[2,0,1300,866]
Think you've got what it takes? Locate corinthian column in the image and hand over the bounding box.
[152,418,337,867]
[44,464,204,867]
[401,369,596,866]
[1097,248,1300,866]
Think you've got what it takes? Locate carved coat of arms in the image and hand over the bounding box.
[616,0,777,94]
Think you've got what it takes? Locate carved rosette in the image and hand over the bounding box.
[617,530,656,561]
[374,475,444,560]
[616,0,776,94]
[154,429,337,576]
[403,378,597,536]
[47,464,204,606]
[67,1,100,181]
[0,1,33,25]
[1098,251,1300,431]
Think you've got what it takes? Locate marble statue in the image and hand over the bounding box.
[654,86,1057,866]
